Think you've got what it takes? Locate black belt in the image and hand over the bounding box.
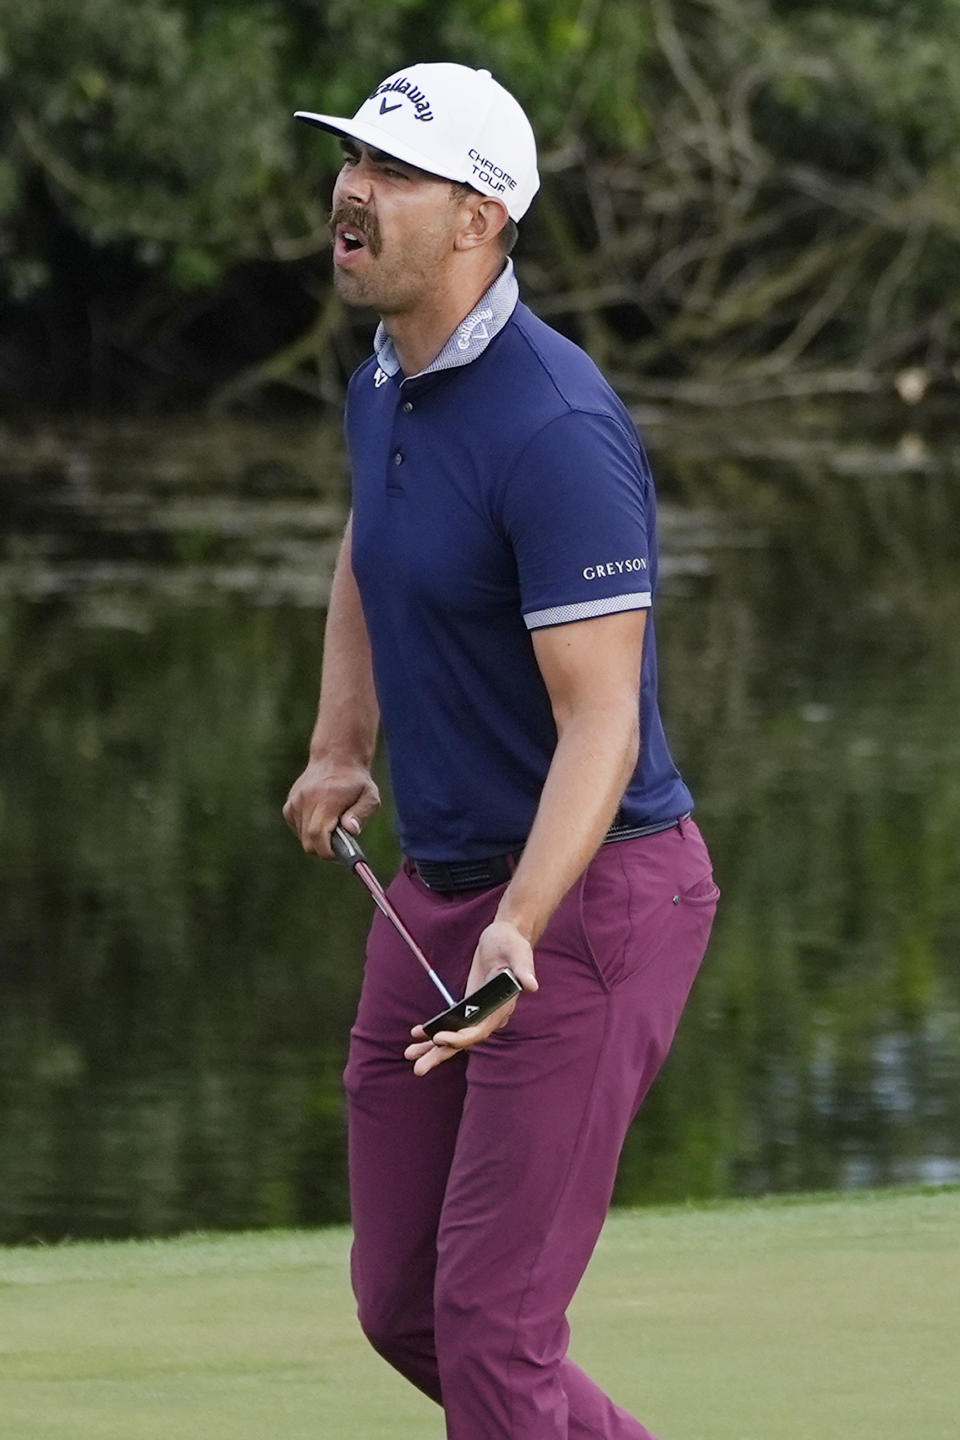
[411,812,690,894]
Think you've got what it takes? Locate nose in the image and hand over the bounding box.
[334,155,373,207]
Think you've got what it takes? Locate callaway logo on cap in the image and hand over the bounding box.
[295,62,540,222]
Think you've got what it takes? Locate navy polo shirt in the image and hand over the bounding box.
[346,279,693,862]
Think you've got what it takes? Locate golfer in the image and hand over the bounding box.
[284,62,719,1440]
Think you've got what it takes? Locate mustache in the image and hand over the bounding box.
[328,202,382,257]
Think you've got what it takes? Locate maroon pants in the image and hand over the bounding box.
[344,819,718,1439]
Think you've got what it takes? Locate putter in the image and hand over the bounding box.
[331,824,522,1039]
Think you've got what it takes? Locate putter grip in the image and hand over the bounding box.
[331,824,366,869]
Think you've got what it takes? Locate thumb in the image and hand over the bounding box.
[510,948,539,994]
[342,785,381,836]
[517,964,539,994]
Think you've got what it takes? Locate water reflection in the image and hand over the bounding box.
[1,413,958,1242]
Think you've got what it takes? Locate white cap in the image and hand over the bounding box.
[295,62,539,222]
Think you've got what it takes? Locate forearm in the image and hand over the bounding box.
[495,703,639,947]
[309,514,380,766]
[283,515,381,854]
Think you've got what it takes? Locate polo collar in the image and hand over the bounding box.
[373,259,519,384]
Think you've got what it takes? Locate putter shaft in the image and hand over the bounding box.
[331,825,455,1007]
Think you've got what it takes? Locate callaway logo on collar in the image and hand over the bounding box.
[371,260,519,382]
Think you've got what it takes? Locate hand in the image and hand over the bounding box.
[404,919,539,1076]
[282,758,379,856]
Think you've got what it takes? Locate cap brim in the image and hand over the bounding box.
[294,111,468,187]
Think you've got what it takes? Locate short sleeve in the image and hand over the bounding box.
[500,409,653,630]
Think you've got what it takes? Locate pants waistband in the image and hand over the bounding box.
[410,813,691,894]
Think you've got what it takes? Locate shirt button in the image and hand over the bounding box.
[393,451,404,465]
[402,401,414,413]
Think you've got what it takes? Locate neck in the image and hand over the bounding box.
[385,256,505,376]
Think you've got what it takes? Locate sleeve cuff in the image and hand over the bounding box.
[523,591,652,630]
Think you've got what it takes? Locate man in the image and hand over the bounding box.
[283,62,718,1440]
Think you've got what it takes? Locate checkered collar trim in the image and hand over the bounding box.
[373,260,518,381]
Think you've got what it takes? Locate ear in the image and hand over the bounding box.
[454,196,510,252]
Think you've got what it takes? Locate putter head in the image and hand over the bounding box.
[422,968,522,1040]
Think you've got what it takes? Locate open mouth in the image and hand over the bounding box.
[335,224,370,261]
[330,204,380,262]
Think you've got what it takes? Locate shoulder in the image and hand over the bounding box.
[509,307,627,405]
[485,304,639,442]
[492,308,647,480]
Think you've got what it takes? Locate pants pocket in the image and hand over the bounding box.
[677,871,721,907]
[578,837,720,992]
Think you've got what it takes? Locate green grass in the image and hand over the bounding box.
[1,1187,958,1439]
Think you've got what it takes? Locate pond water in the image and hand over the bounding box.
[1,407,958,1242]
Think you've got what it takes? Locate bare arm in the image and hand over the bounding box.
[496,610,644,943]
[407,609,646,1073]
[282,513,381,856]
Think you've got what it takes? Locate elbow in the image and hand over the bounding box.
[621,709,640,780]
[608,697,640,779]
[626,710,640,766]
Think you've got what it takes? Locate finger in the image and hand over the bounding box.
[427,1023,488,1049]
[404,1039,434,1060]
[413,1045,458,1076]
[303,801,337,856]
